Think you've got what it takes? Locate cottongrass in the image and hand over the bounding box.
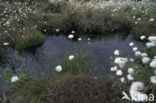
[141,52,148,57]
[128,68,134,74]
[3,42,9,46]
[135,51,141,56]
[116,70,123,76]
[114,49,120,56]
[129,42,134,47]
[110,66,118,72]
[55,65,62,72]
[142,57,150,64]
[78,37,82,41]
[149,59,156,68]
[56,29,60,32]
[114,57,128,68]
[127,74,134,81]
[129,58,134,62]
[69,55,74,60]
[11,75,19,83]
[68,34,74,39]
[133,47,138,52]
[120,77,125,83]
[140,35,146,40]
[150,76,156,84]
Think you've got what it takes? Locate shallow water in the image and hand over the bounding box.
[0,33,144,95]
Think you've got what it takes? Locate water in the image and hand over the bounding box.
[0,33,144,96]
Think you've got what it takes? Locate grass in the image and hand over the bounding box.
[59,52,93,75]
[15,30,46,49]
[6,76,57,103]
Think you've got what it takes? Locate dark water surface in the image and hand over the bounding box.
[0,33,144,95]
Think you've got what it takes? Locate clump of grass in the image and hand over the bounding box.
[15,31,46,49]
[7,75,57,103]
[59,52,93,75]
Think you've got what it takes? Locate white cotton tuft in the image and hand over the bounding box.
[149,59,156,68]
[120,77,125,83]
[149,18,154,22]
[127,74,134,81]
[129,42,134,47]
[78,37,82,41]
[68,34,74,39]
[114,57,128,68]
[3,42,9,46]
[116,70,123,76]
[114,50,120,56]
[55,65,62,72]
[69,55,74,60]
[135,51,141,56]
[11,76,19,83]
[129,58,135,62]
[56,29,60,32]
[133,47,138,52]
[141,53,148,57]
[130,81,144,92]
[110,66,118,72]
[148,36,156,43]
[150,76,156,84]
[142,57,150,64]
[128,68,134,74]
[140,35,146,40]
[146,42,155,48]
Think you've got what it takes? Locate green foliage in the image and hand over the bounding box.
[59,52,93,75]
[0,68,12,90]
[8,76,57,103]
[0,52,26,91]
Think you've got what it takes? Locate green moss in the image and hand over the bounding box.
[15,31,46,49]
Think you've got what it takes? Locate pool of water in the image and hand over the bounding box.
[0,33,144,96]
[0,33,144,74]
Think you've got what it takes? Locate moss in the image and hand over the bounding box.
[15,31,46,49]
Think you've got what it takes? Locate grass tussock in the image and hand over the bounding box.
[15,30,46,49]
[59,52,93,75]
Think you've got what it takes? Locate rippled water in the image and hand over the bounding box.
[0,33,144,95]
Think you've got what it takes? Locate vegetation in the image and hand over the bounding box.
[59,52,93,75]
[0,0,156,103]
[0,0,156,49]
[0,53,128,103]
